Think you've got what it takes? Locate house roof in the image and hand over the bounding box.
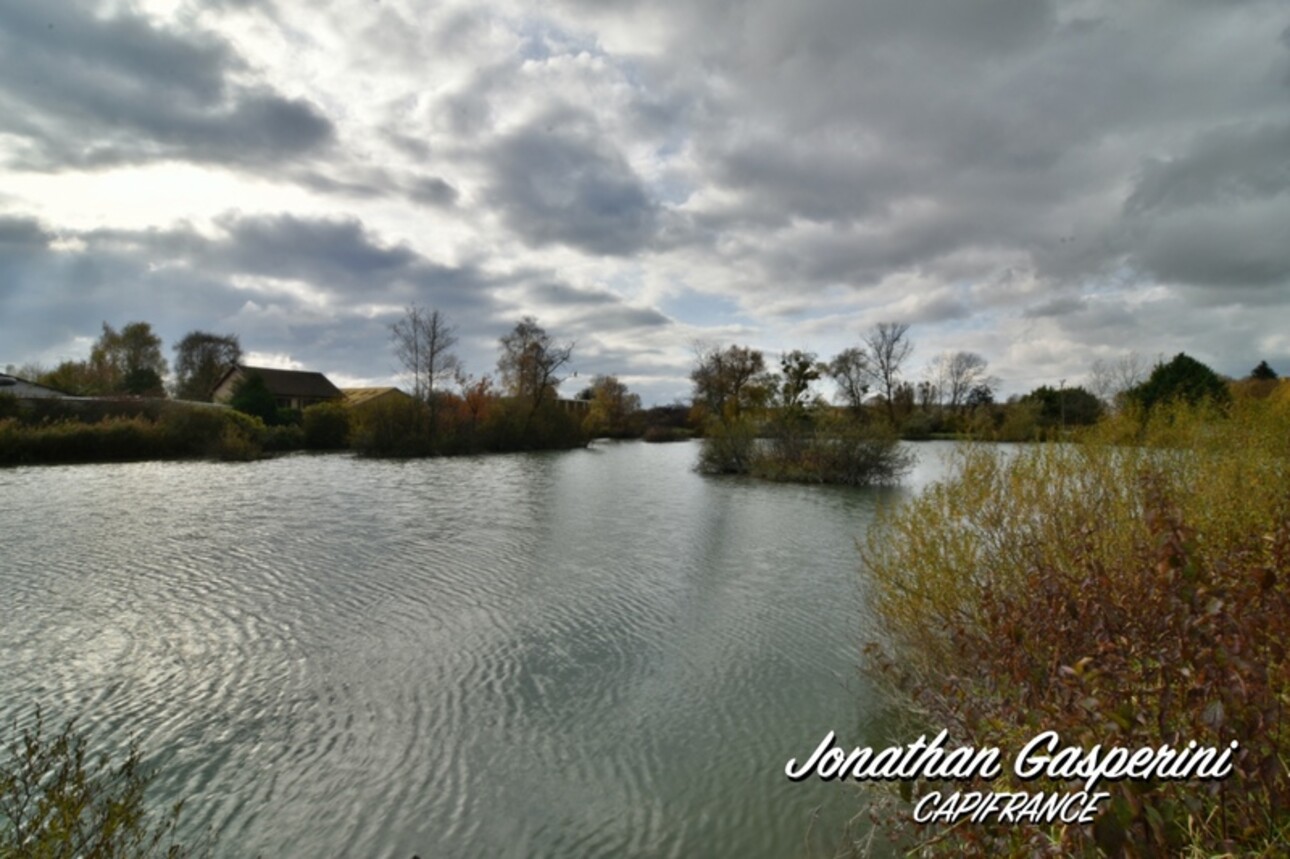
[216,365,343,399]
[0,374,70,397]
[341,387,410,407]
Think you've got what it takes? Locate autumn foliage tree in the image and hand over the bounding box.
[582,375,642,438]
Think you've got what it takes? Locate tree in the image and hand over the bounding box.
[937,351,991,412]
[497,316,573,404]
[862,322,913,425]
[827,347,870,416]
[1089,352,1148,408]
[391,305,459,405]
[1250,360,1278,381]
[174,331,242,401]
[777,350,823,412]
[228,372,277,424]
[89,321,168,395]
[965,383,995,408]
[583,375,642,438]
[690,343,769,423]
[1128,353,1231,412]
[38,360,99,396]
[1020,385,1103,428]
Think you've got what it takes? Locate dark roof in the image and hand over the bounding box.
[220,365,343,399]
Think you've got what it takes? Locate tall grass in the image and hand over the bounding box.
[860,395,1290,856]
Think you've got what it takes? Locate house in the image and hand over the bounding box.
[341,387,415,411]
[0,374,68,399]
[211,365,343,411]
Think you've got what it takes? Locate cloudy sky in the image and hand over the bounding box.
[2,0,1288,403]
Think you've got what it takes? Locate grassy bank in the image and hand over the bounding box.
[859,394,1290,855]
[0,392,590,466]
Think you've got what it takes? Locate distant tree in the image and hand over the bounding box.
[828,347,870,416]
[90,321,168,395]
[1128,353,1231,412]
[965,384,995,408]
[690,343,769,423]
[777,350,823,412]
[228,372,277,424]
[174,331,241,401]
[1021,385,1103,428]
[457,373,495,432]
[37,360,98,395]
[391,305,459,408]
[497,317,573,405]
[123,366,166,397]
[5,361,47,382]
[583,375,642,438]
[938,351,992,412]
[1250,360,1278,381]
[1089,352,1149,407]
[862,322,913,425]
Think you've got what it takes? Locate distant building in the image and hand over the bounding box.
[212,365,343,411]
[0,374,68,399]
[341,387,415,411]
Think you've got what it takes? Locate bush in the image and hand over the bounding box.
[642,426,694,443]
[261,423,305,453]
[302,402,350,450]
[696,415,758,474]
[860,397,1290,856]
[350,397,433,457]
[0,405,267,465]
[1,710,208,857]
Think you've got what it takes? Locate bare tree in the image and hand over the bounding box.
[938,351,991,412]
[391,305,459,406]
[827,347,870,416]
[862,322,913,425]
[1089,351,1148,409]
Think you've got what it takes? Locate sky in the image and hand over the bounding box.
[1,0,1288,404]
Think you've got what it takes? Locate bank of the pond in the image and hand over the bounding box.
[859,399,1290,857]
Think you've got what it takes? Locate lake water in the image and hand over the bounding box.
[0,440,959,858]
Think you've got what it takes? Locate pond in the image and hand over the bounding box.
[0,440,961,858]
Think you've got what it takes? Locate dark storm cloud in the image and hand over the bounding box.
[1126,123,1290,215]
[408,176,460,207]
[1128,203,1290,288]
[482,108,659,256]
[0,216,53,254]
[0,0,332,171]
[1023,295,1087,319]
[2,211,500,372]
[566,0,1290,314]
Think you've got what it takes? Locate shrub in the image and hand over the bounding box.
[157,404,230,455]
[302,402,350,450]
[1,710,208,857]
[642,426,694,443]
[350,397,433,457]
[696,415,758,474]
[860,397,1290,856]
[261,424,305,453]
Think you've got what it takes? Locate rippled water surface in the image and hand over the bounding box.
[1,441,958,857]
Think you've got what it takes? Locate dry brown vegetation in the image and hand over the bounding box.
[859,392,1290,856]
